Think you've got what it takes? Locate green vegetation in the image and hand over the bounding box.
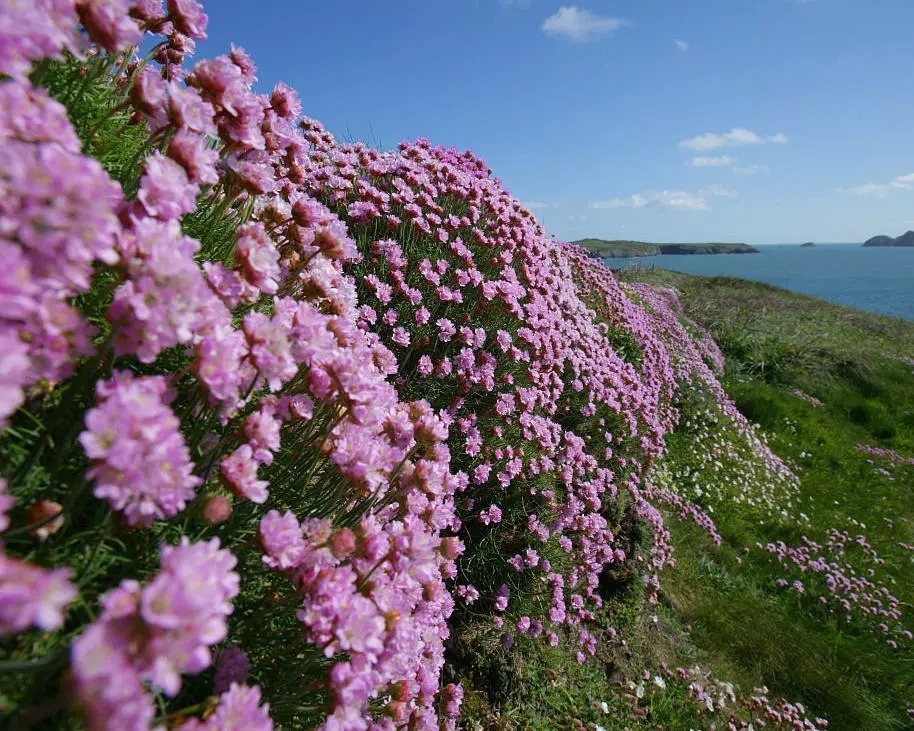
[575,239,759,258]
[460,271,914,730]
[574,239,661,258]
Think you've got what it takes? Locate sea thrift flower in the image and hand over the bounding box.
[134,152,199,222]
[72,538,239,720]
[0,1,79,79]
[0,554,76,634]
[220,444,269,504]
[76,0,144,52]
[109,218,226,363]
[167,0,208,39]
[80,372,201,527]
[177,684,272,730]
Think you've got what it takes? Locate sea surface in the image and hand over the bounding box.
[607,244,914,321]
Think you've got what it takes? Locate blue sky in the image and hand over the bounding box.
[198,1,914,244]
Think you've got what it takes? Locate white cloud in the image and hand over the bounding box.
[589,186,735,212]
[542,6,627,43]
[733,164,770,175]
[689,155,737,167]
[845,172,914,197]
[679,127,789,151]
[674,39,689,52]
[701,184,737,198]
[522,201,555,210]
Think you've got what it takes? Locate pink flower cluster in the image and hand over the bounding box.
[80,371,200,526]
[257,401,463,729]
[855,443,914,480]
[71,538,239,730]
[177,683,272,731]
[2,2,464,727]
[0,80,121,427]
[286,128,708,648]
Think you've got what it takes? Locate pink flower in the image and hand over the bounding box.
[478,505,502,525]
[221,445,269,504]
[0,553,76,634]
[72,539,239,719]
[177,684,273,730]
[235,223,281,294]
[76,0,143,53]
[166,0,208,40]
[259,511,309,571]
[80,372,200,527]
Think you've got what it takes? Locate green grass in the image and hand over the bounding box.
[633,271,914,729]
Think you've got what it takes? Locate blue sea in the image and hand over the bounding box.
[606,244,914,321]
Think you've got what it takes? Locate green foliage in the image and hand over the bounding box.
[633,271,914,730]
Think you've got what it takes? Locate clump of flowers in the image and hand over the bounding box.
[80,371,200,526]
[616,664,830,730]
[71,538,239,729]
[757,528,909,644]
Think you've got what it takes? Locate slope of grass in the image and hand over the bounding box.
[460,271,914,730]
[630,271,914,729]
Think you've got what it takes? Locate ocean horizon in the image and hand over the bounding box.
[606,243,914,321]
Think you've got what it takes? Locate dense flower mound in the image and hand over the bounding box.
[598,279,800,539]
[285,130,696,643]
[0,2,461,728]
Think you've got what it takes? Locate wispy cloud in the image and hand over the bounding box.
[844,172,914,197]
[689,155,737,167]
[522,201,557,210]
[589,186,736,212]
[733,164,770,175]
[542,6,627,43]
[674,39,689,52]
[680,128,788,151]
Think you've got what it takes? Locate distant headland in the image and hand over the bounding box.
[863,231,914,247]
[801,242,815,248]
[574,238,759,259]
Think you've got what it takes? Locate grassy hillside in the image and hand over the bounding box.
[576,239,758,258]
[460,270,914,730]
[574,239,661,258]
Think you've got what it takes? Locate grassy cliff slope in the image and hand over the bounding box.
[460,270,914,730]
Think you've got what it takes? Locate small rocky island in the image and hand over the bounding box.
[801,242,815,247]
[575,238,759,259]
[863,231,914,247]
